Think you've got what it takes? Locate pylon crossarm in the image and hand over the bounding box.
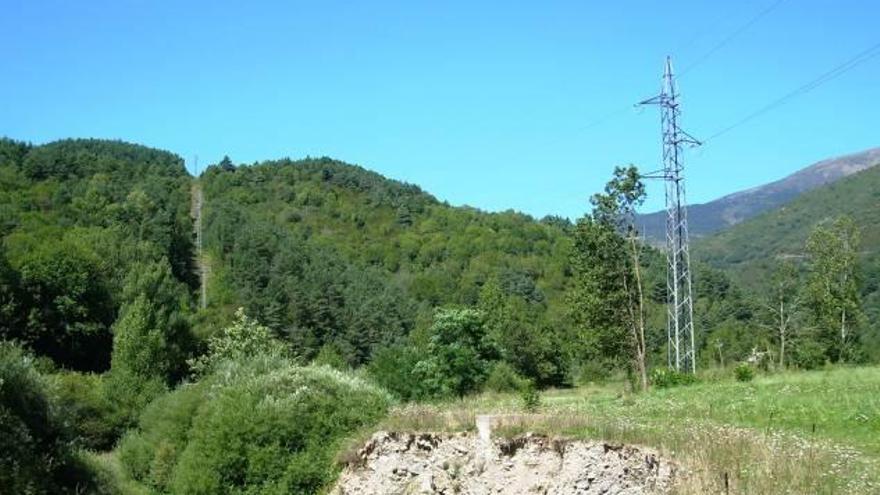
[636,95,663,106]
[677,129,703,147]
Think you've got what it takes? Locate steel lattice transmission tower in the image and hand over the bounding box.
[639,57,700,373]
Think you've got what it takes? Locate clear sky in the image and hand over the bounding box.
[1,0,877,218]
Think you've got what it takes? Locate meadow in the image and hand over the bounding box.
[378,366,880,494]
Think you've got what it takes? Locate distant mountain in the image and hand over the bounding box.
[636,147,880,241]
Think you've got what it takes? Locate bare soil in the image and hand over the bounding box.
[333,422,675,494]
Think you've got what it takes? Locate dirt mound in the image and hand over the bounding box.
[333,430,675,494]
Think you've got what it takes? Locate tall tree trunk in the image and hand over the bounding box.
[628,234,648,392]
[779,300,785,368]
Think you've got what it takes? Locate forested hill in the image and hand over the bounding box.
[695,161,880,325]
[3,137,844,380]
[0,138,195,371]
[0,138,747,385]
[200,156,576,373]
[0,137,580,389]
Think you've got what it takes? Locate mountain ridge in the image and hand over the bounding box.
[637,147,880,241]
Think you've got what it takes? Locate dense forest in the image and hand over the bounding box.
[1,138,876,493]
[199,156,576,387]
[0,138,195,371]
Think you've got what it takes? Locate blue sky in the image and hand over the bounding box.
[1,0,877,218]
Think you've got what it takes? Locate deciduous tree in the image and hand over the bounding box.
[571,165,649,390]
[805,216,863,362]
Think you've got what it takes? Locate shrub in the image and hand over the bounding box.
[117,380,205,487]
[187,307,286,377]
[571,360,614,385]
[74,450,145,495]
[484,361,528,393]
[312,342,348,370]
[650,367,698,388]
[520,380,541,412]
[119,354,392,494]
[734,362,755,382]
[367,344,422,400]
[791,340,827,370]
[101,369,167,436]
[0,343,94,493]
[51,371,119,450]
[411,308,493,399]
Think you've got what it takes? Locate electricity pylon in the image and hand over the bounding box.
[639,57,700,373]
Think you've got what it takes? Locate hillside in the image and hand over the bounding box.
[199,157,773,383]
[695,161,880,333]
[637,147,880,241]
[199,157,577,380]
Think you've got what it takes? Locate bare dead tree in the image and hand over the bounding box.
[761,259,801,368]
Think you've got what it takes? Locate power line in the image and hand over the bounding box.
[669,5,740,60]
[574,0,786,140]
[575,105,633,133]
[703,40,880,143]
[678,0,788,78]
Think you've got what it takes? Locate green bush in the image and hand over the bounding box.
[187,307,285,378]
[51,371,120,450]
[117,380,205,488]
[74,451,146,495]
[520,380,541,412]
[484,361,528,393]
[650,367,698,388]
[571,360,614,385]
[101,369,167,437]
[366,344,421,400]
[411,308,494,399]
[0,343,94,493]
[734,362,755,382]
[312,342,348,370]
[791,340,827,370]
[119,354,391,494]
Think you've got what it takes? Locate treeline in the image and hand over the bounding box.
[566,167,875,378]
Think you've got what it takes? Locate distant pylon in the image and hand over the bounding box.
[639,57,700,373]
[192,155,207,310]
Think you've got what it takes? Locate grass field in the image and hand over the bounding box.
[379,366,880,494]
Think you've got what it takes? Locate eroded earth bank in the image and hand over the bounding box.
[333,418,676,495]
